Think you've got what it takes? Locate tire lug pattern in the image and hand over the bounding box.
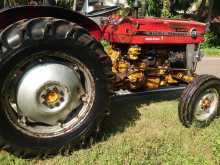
[0,17,115,158]
[178,74,220,127]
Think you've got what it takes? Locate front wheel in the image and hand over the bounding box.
[0,17,113,157]
[178,75,220,127]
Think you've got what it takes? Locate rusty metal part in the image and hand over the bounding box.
[175,72,194,83]
[106,45,120,63]
[138,60,149,71]
[157,66,167,75]
[118,60,129,73]
[194,88,219,121]
[127,45,141,60]
[106,44,195,90]
[201,97,212,110]
[128,71,145,89]
[145,77,161,89]
[165,74,178,84]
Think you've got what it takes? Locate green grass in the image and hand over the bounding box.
[1,92,220,164]
[203,48,220,57]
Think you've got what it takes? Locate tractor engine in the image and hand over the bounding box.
[102,16,206,91]
[107,44,194,90]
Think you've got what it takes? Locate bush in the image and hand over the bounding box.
[202,31,220,48]
[56,0,74,9]
[161,0,171,17]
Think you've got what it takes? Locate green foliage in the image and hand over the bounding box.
[202,48,220,56]
[56,0,74,9]
[213,0,220,12]
[161,0,171,17]
[170,0,196,12]
[145,0,161,16]
[3,0,28,6]
[0,0,75,9]
[1,98,220,164]
[202,31,220,48]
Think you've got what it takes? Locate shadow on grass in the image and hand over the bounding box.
[96,90,183,142]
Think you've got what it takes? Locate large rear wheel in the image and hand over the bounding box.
[0,17,113,157]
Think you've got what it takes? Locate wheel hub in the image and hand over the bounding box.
[194,88,219,121]
[201,97,212,111]
[40,84,66,109]
[44,89,60,104]
[16,63,85,125]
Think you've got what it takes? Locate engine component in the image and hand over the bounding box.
[169,51,185,68]
[145,77,161,89]
[138,60,148,71]
[174,72,194,83]
[146,50,157,66]
[118,60,129,73]
[106,45,120,63]
[165,74,178,84]
[128,71,145,89]
[106,44,195,91]
[128,45,141,60]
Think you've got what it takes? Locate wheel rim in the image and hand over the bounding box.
[1,51,95,138]
[194,88,219,121]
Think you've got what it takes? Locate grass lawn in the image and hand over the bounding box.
[203,48,220,57]
[1,92,220,165]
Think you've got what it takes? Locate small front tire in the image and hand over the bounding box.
[178,75,220,127]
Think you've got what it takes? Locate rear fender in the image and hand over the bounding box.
[0,6,102,40]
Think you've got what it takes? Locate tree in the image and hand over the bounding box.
[161,0,171,17]
[169,0,196,15]
[197,0,206,16]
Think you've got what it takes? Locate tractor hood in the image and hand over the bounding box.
[102,16,206,44]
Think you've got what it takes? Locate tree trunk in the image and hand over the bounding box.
[208,0,214,21]
[211,0,220,34]
[197,0,206,16]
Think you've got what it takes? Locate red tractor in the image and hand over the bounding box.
[0,0,219,157]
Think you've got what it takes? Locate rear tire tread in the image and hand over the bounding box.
[0,17,114,158]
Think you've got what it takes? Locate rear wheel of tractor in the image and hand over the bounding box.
[0,17,114,158]
[178,75,220,127]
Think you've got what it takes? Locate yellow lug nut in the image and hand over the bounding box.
[46,91,59,104]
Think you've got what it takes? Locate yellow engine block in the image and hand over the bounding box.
[106,45,194,90]
[127,45,141,60]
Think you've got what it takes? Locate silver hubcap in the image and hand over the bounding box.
[194,88,219,121]
[17,63,84,125]
[3,52,95,137]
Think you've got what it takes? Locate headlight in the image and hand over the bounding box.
[191,28,197,38]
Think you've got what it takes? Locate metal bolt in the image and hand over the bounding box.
[73,65,79,71]
[18,116,27,126]
[53,87,58,91]
[55,102,60,107]
[42,101,47,106]
[60,91,64,96]
[60,97,64,102]
[58,122,64,128]
[49,105,54,109]
[81,94,88,103]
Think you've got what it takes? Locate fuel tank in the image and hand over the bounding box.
[102,16,206,44]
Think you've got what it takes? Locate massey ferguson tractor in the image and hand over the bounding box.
[0,0,219,158]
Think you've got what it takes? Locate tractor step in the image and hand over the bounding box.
[111,86,186,101]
